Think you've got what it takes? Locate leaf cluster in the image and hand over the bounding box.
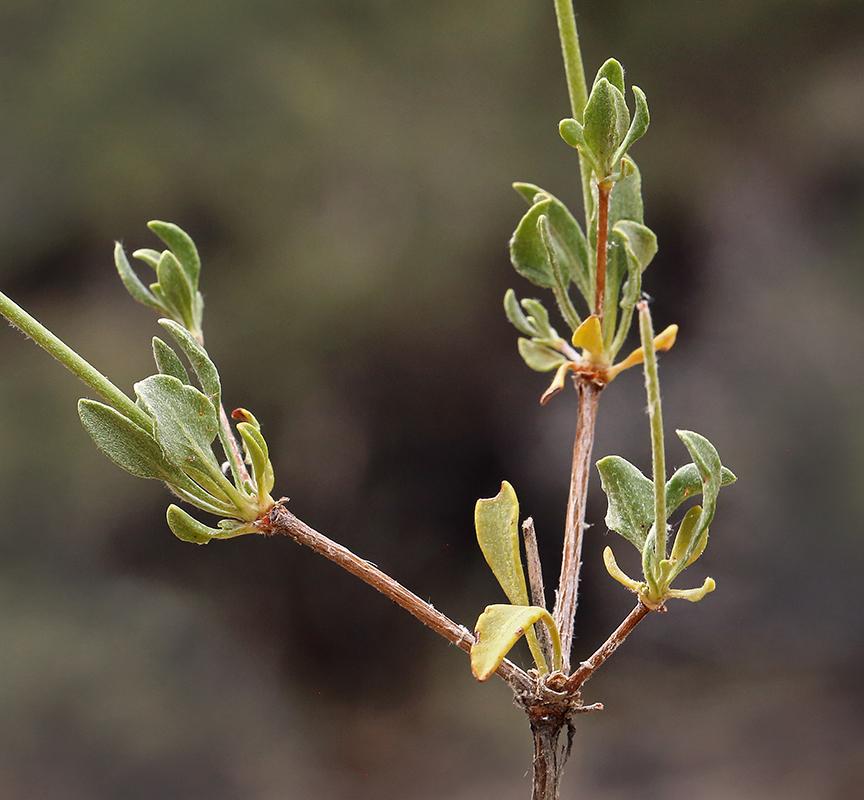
[599,431,736,607]
[79,223,277,543]
[506,60,659,397]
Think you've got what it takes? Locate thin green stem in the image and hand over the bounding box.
[554,0,596,243]
[638,300,666,559]
[553,0,588,121]
[0,289,152,431]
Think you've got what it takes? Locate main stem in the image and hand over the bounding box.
[553,377,602,673]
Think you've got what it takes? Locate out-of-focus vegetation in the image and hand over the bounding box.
[1,1,864,797]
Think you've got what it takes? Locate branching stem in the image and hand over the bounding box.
[263,503,533,693]
[564,602,652,692]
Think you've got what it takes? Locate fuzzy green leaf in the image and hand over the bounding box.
[134,375,222,483]
[595,58,625,95]
[114,243,161,310]
[613,86,650,163]
[166,504,216,544]
[669,505,706,570]
[471,604,559,681]
[666,463,737,516]
[132,248,162,269]
[237,421,275,498]
[78,398,190,484]
[517,339,568,372]
[582,78,629,176]
[155,251,195,331]
[509,191,589,298]
[596,455,654,550]
[504,290,538,336]
[152,337,191,384]
[475,482,529,607]
[157,320,221,408]
[513,182,545,204]
[148,221,201,288]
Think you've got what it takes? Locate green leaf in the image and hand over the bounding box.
[471,604,560,681]
[615,220,657,312]
[148,221,201,289]
[114,243,161,310]
[582,78,629,176]
[666,463,737,517]
[134,374,222,484]
[132,248,162,270]
[517,339,568,372]
[166,504,216,544]
[475,482,529,607]
[519,298,559,341]
[155,250,195,330]
[152,337,191,384]
[504,290,538,336]
[669,505,706,569]
[509,192,590,299]
[595,58,625,95]
[513,182,545,204]
[608,160,644,226]
[667,430,727,576]
[596,455,654,550]
[613,86,650,163]
[157,320,221,408]
[78,399,189,484]
[237,421,275,498]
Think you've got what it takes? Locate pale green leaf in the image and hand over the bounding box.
[166,504,216,544]
[666,463,737,516]
[596,455,653,550]
[114,243,161,310]
[156,250,195,330]
[134,374,222,483]
[157,320,221,408]
[504,289,538,336]
[509,191,590,298]
[148,221,201,288]
[78,399,188,484]
[475,482,529,607]
[152,337,191,384]
[517,339,568,372]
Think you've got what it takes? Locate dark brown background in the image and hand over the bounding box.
[1,1,863,797]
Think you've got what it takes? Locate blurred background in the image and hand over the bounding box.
[1,0,863,797]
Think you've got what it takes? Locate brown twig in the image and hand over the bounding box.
[552,377,602,673]
[563,601,653,693]
[522,517,553,666]
[262,502,534,693]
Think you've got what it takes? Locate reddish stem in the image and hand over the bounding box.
[594,182,611,323]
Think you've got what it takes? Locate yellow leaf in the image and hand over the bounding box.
[471,604,561,681]
[571,315,604,359]
[606,324,679,381]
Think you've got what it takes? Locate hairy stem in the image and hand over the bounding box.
[263,503,533,693]
[553,0,588,121]
[553,377,602,673]
[564,602,652,692]
[638,300,667,559]
[0,289,151,430]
